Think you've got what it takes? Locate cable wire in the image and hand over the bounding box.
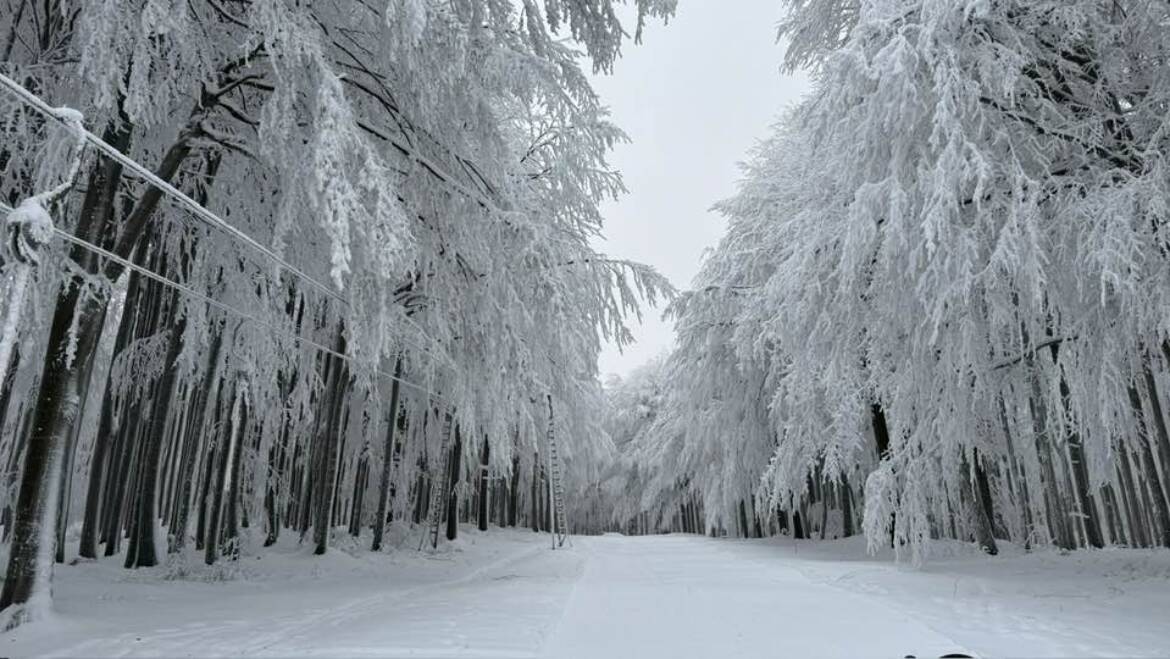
[49,225,446,402]
[0,73,349,308]
[0,74,448,367]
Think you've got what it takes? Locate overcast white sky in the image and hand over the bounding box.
[589,1,810,378]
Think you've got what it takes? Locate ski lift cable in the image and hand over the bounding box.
[47,223,447,403]
[0,73,447,368]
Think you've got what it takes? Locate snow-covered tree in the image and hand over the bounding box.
[0,0,675,625]
[606,0,1170,561]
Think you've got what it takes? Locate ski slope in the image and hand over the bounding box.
[4,529,1169,657]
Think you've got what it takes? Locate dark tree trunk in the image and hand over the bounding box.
[13,117,129,582]
[1141,364,1170,513]
[0,286,107,617]
[1099,483,1122,545]
[974,456,1000,536]
[792,509,805,540]
[998,397,1034,549]
[0,346,21,450]
[477,437,490,532]
[124,315,185,568]
[445,425,463,541]
[104,419,142,558]
[371,358,402,551]
[1059,380,1104,549]
[962,455,998,555]
[1030,381,1074,549]
[413,472,427,525]
[818,483,829,540]
[56,344,102,564]
[543,469,551,533]
[1116,443,1148,547]
[531,453,539,533]
[496,477,507,528]
[222,396,247,560]
[195,442,216,552]
[175,325,223,554]
[870,404,897,547]
[840,473,854,537]
[870,404,891,458]
[508,452,520,527]
[204,379,236,566]
[263,414,288,548]
[0,109,202,618]
[78,381,115,560]
[1065,428,1103,548]
[1128,386,1170,547]
[312,331,349,556]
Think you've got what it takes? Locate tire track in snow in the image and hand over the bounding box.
[49,540,561,658]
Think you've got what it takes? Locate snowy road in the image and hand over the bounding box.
[7,530,1170,658]
[543,535,963,659]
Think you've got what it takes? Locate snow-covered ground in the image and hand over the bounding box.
[4,528,1169,658]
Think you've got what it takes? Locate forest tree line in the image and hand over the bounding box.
[598,0,1170,563]
[0,0,676,627]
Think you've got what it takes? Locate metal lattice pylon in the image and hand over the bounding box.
[420,412,455,551]
[546,396,570,549]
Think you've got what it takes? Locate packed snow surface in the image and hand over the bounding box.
[4,528,1169,658]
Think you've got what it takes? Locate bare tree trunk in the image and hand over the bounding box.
[1141,363,1170,509]
[371,358,402,551]
[1030,381,1074,549]
[1129,385,1170,547]
[840,473,854,537]
[999,397,1034,549]
[477,437,489,532]
[0,289,107,618]
[531,453,539,533]
[543,474,551,533]
[962,455,998,555]
[1,106,200,619]
[445,425,463,541]
[870,403,891,457]
[124,314,184,568]
[412,471,427,525]
[203,378,234,565]
[870,404,895,546]
[222,395,247,560]
[1116,443,1148,547]
[508,452,519,527]
[174,323,223,554]
[312,330,349,556]
[818,483,828,540]
[1099,483,1122,545]
[1060,381,1104,549]
[56,348,100,564]
[56,122,132,562]
[102,410,140,557]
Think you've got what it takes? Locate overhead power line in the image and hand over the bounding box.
[47,223,447,403]
[0,73,448,368]
[0,72,345,307]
